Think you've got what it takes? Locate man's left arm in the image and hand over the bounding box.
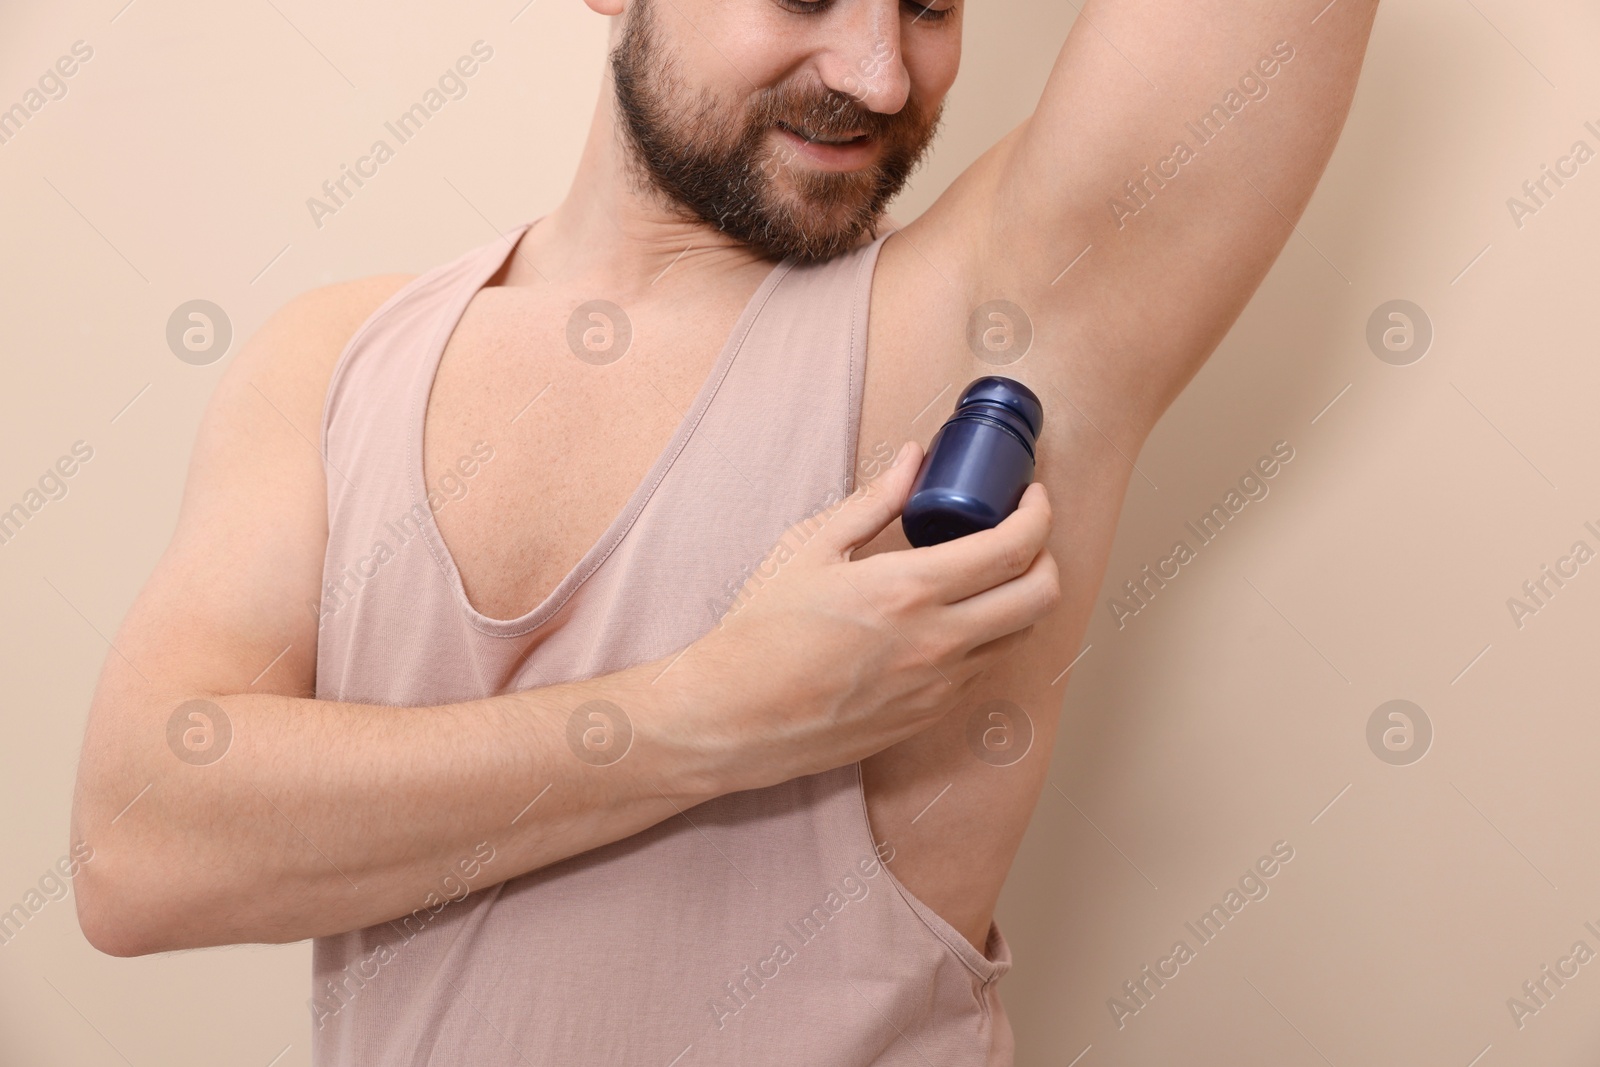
[857,1,1380,948]
[919,0,1380,438]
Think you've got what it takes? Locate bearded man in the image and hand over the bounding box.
[72,1,1379,1063]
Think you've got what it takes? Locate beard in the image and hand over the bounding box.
[609,0,944,263]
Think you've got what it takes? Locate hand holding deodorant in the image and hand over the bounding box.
[901,376,1043,548]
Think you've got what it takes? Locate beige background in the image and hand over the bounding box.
[3,0,1598,1063]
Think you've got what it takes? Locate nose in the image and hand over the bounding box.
[814,1,911,117]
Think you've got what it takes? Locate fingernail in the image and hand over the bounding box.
[892,442,910,467]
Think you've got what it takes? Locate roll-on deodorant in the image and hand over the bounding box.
[901,376,1043,548]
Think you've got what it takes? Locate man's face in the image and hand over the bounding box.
[610,0,959,263]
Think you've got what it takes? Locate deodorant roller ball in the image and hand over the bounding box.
[901,376,1043,548]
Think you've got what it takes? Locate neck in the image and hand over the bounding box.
[508,69,774,297]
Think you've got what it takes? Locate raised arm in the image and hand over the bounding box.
[920,0,1379,433]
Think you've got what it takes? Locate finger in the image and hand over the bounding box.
[904,482,1054,604]
[942,542,1061,652]
[806,440,925,560]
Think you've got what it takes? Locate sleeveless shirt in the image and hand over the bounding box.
[310,221,1015,1066]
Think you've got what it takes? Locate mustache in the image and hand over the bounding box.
[748,84,914,141]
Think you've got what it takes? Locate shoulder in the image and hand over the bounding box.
[246,274,417,387]
[211,273,417,435]
[273,273,417,339]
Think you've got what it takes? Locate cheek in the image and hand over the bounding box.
[675,4,795,91]
[903,36,959,109]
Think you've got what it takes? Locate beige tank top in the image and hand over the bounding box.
[310,221,1014,1065]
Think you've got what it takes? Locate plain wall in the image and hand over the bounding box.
[3,1,1599,1063]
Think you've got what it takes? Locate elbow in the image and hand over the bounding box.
[75,855,165,957]
[70,769,235,956]
[78,913,152,959]
[73,844,210,957]
[74,838,293,956]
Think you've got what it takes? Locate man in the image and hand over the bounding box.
[72,0,1377,1062]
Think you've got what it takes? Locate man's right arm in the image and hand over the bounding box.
[71,278,1062,957]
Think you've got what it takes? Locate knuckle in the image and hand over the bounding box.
[856,478,888,506]
[903,568,938,609]
[1000,538,1032,576]
[1039,559,1064,610]
[849,554,890,601]
[875,564,929,616]
[929,628,967,670]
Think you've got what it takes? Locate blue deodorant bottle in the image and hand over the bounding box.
[901,376,1044,548]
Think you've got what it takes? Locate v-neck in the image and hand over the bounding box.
[411,220,798,639]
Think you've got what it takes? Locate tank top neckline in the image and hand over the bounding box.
[409,217,803,639]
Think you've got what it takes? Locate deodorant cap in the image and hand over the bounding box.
[953,377,1043,454]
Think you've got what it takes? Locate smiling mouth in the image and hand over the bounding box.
[776,121,869,146]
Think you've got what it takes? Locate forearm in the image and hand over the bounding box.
[71,649,724,956]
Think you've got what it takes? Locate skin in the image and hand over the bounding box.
[71,0,1379,961]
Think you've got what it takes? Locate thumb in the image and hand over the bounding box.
[812,440,924,559]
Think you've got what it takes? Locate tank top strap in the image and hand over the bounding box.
[319,224,532,519]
